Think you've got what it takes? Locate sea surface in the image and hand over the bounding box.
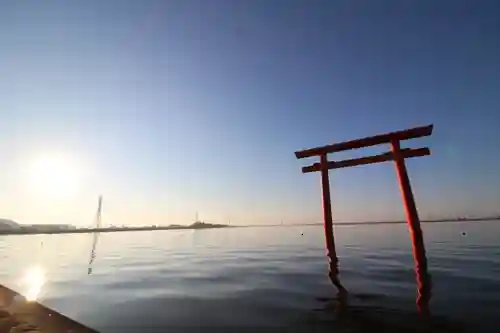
[0,220,499,332]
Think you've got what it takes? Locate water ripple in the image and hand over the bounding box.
[0,221,498,332]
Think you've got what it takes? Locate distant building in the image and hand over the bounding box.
[23,224,77,232]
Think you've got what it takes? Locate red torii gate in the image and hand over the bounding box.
[294,124,433,313]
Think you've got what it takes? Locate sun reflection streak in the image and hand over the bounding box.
[20,266,46,301]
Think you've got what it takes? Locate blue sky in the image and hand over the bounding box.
[1,0,499,226]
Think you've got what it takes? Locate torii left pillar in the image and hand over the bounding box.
[319,153,347,295]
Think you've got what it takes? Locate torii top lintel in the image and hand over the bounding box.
[295,124,433,159]
[294,124,433,174]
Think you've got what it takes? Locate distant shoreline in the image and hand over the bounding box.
[0,217,498,236]
[0,222,230,236]
[243,217,500,228]
[332,217,500,226]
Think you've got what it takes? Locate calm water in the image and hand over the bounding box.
[0,221,499,332]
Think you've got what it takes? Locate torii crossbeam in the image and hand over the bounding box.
[294,124,433,313]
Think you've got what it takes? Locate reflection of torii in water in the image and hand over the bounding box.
[87,195,103,275]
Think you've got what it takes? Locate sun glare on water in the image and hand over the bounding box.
[27,152,83,199]
[21,266,46,302]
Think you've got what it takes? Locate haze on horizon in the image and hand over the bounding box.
[1,0,499,227]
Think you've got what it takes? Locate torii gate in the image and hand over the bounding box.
[294,124,433,313]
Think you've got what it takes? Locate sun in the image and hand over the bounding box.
[27,152,83,199]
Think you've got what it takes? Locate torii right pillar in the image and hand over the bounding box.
[391,139,432,315]
[295,124,433,314]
